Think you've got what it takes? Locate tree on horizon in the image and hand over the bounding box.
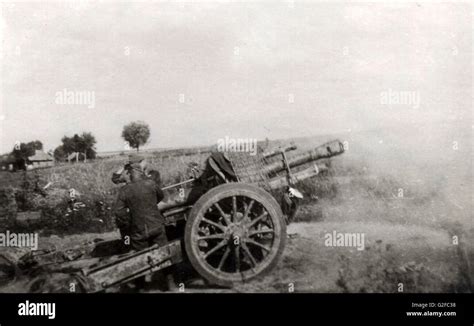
[121,121,151,152]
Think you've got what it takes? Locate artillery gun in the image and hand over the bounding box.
[0,140,344,292]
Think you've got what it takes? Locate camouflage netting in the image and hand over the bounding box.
[226,147,272,190]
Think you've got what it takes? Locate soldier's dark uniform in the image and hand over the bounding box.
[112,155,162,244]
[114,175,167,251]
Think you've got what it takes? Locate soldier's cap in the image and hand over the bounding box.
[128,154,144,164]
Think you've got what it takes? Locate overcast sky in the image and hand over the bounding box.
[0,1,471,153]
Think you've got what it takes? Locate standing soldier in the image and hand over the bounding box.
[112,154,162,244]
[113,164,167,250]
[113,163,174,291]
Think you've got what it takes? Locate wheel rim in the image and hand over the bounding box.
[187,188,284,284]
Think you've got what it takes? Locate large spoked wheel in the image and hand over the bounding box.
[184,183,286,287]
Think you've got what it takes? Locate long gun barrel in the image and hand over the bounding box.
[267,161,329,189]
[158,139,345,211]
[261,139,345,176]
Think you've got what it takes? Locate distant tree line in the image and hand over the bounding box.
[53,132,97,161]
[5,120,150,170]
[10,140,44,169]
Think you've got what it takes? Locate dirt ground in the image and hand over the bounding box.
[235,221,472,293]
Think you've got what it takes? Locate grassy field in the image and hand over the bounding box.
[0,148,211,234]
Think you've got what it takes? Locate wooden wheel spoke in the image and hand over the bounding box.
[234,246,241,272]
[203,240,228,259]
[217,247,231,270]
[241,243,258,267]
[197,234,226,241]
[246,211,268,229]
[248,229,274,237]
[213,203,232,226]
[232,196,237,222]
[243,199,255,220]
[201,217,226,232]
[245,239,270,252]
